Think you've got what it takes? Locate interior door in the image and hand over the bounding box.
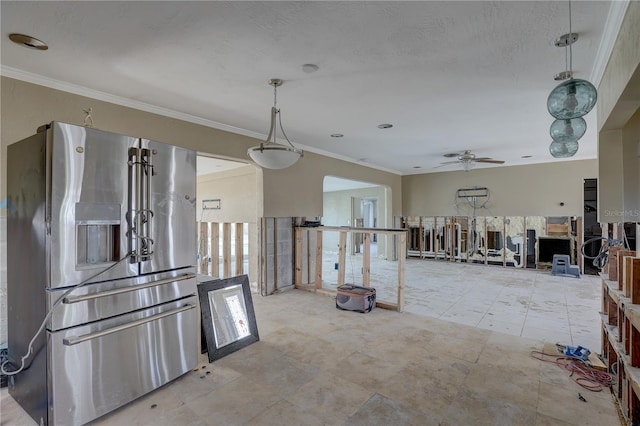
[139,139,196,275]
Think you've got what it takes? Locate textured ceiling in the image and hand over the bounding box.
[0,1,620,174]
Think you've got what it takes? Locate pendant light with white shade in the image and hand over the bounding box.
[247,79,303,169]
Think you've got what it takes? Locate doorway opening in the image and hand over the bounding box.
[352,196,378,256]
[196,155,260,290]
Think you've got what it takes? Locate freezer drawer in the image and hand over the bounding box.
[47,297,198,426]
[48,268,197,330]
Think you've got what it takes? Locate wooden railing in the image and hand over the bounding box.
[197,222,249,278]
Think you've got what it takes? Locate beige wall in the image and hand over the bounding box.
[323,186,388,227]
[597,1,640,222]
[0,79,258,182]
[597,1,640,132]
[322,185,390,257]
[197,165,260,223]
[260,151,402,218]
[598,129,626,221]
[402,159,597,218]
[621,109,640,222]
[0,77,401,218]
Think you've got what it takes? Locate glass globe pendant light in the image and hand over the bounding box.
[550,117,586,143]
[547,1,597,120]
[547,79,597,119]
[549,140,579,158]
[546,0,597,158]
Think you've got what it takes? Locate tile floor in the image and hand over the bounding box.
[323,257,603,353]
[1,261,620,425]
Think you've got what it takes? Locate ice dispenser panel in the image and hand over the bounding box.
[76,203,121,267]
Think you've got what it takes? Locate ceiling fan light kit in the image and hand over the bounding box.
[546,0,597,159]
[247,78,303,169]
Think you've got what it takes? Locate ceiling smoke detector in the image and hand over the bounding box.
[9,33,48,50]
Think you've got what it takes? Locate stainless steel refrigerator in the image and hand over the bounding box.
[7,122,198,425]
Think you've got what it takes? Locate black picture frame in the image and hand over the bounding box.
[197,275,259,362]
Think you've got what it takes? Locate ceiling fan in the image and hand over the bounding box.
[439,150,505,171]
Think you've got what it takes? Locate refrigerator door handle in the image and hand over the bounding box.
[139,148,154,260]
[62,304,196,346]
[128,147,155,263]
[127,147,140,262]
[62,273,196,304]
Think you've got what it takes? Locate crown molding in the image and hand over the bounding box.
[590,0,630,88]
[0,65,266,139]
[0,66,402,175]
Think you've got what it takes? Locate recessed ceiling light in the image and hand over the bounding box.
[301,64,319,73]
[9,33,48,50]
[330,133,344,138]
[443,152,459,158]
[521,155,532,158]
[412,166,421,169]
[377,124,393,129]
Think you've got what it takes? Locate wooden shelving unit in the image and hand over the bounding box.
[601,252,640,424]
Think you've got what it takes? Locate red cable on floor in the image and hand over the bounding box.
[531,350,614,392]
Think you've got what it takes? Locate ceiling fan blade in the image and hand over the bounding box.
[474,159,505,164]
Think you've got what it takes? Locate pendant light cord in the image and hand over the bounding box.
[564,41,569,77]
[273,82,278,109]
[272,81,297,150]
[568,0,573,74]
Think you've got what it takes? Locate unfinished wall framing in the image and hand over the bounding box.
[259,217,295,296]
[400,215,582,271]
[294,226,408,312]
[197,221,250,283]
